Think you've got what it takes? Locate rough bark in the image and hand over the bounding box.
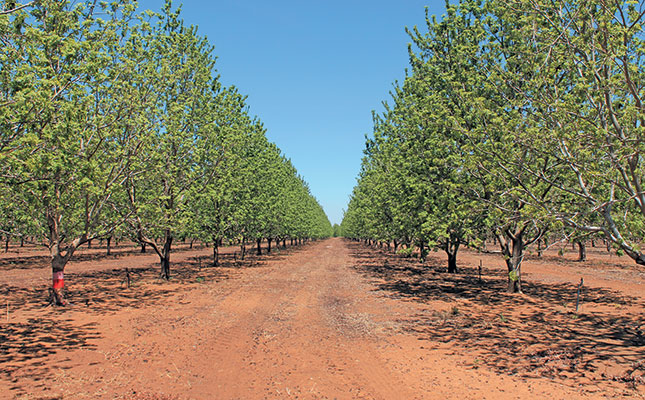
[445,237,460,274]
[447,252,457,274]
[51,253,67,306]
[497,230,525,294]
[256,238,262,255]
[213,236,219,267]
[106,236,112,256]
[267,238,272,253]
[137,229,174,281]
[418,240,427,261]
[46,209,87,306]
[160,254,170,280]
[160,232,172,280]
[577,241,587,261]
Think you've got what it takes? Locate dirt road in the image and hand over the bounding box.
[2,238,643,399]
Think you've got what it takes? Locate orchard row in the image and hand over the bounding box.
[341,0,645,292]
[0,0,332,304]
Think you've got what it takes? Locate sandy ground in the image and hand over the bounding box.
[0,238,643,399]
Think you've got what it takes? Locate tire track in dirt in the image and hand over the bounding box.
[176,238,418,399]
[9,238,635,399]
[300,245,414,400]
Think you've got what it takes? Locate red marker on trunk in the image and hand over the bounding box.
[53,271,64,289]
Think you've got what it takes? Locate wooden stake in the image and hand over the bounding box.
[576,278,584,312]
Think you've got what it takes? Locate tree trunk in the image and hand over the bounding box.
[106,236,112,256]
[577,241,587,261]
[282,239,287,248]
[447,252,457,274]
[418,240,427,261]
[393,239,398,252]
[48,238,84,306]
[241,238,246,260]
[499,232,524,294]
[256,238,262,255]
[160,254,170,280]
[213,236,219,267]
[160,231,172,280]
[45,207,86,305]
[20,237,24,247]
[190,239,194,249]
[537,238,543,258]
[51,253,67,306]
[4,236,8,253]
[87,239,92,249]
[446,237,460,274]
[141,242,146,253]
[267,238,272,253]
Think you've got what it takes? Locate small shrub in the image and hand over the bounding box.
[396,247,414,258]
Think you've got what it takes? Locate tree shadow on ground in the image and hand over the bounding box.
[0,317,100,394]
[0,241,313,396]
[524,252,645,274]
[347,241,645,392]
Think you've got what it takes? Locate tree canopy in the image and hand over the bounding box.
[0,0,331,304]
[342,0,645,293]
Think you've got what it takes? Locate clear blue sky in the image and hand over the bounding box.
[137,0,448,225]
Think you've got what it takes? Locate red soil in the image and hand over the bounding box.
[0,238,643,399]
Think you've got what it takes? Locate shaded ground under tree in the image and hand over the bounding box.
[348,241,645,391]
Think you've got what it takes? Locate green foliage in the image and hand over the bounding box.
[396,247,414,258]
[343,0,645,294]
[1,0,143,255]
[332,224,341,237]
[509,270,519,282]
[0,0,331,284]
